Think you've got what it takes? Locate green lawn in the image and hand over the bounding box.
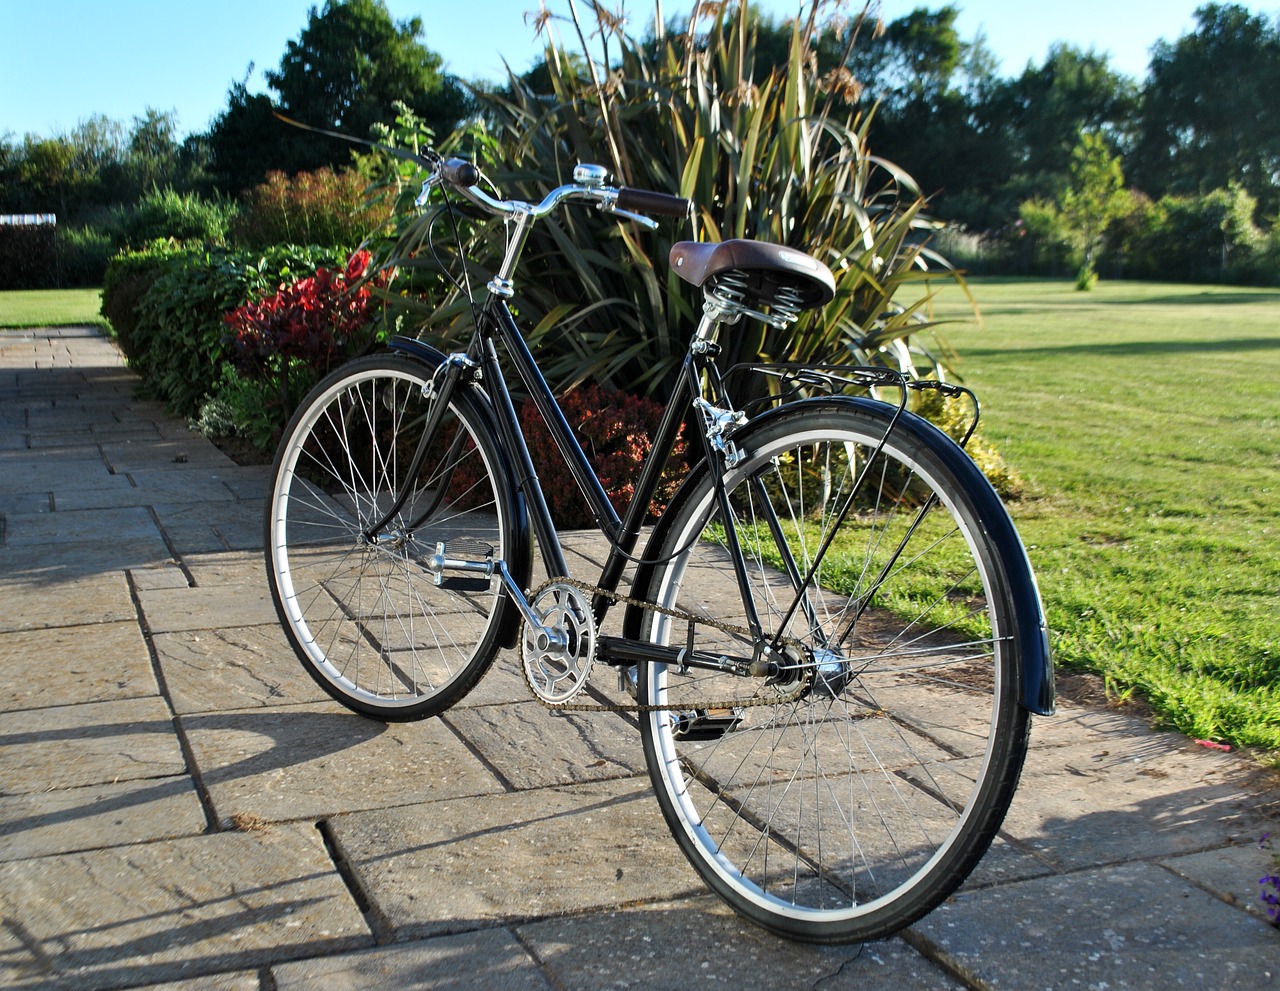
[3,280,1277,755]
[0,288,107,330]
[929,277,1280,755]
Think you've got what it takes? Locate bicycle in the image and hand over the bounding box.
[264,153,1055,945]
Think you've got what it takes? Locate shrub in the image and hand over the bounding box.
[520,384,687,529]
[913,388,1024,500]
[229,168,390,250]
[375,1,966,400]
[220,249,391,447]
[1015,199,1073,276]
[190,366,280,453]
[100,239,188,352]
[116,243,353,417]
[57,224,114,286]
[110,187,235,247]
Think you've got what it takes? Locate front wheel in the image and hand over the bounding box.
[635,399,1034,943]
[265,354,519,720]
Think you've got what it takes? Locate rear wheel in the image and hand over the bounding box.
[265,354,517,720]
[636,399,1032,943]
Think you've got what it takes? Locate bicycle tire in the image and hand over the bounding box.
[634,397,1033,943]
[265,353,519,720]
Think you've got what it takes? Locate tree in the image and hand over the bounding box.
[1132,3,1280,216]
[266,0,471,174]
[849,4,964,105]
[207,81,299,192]
[16,136,79,217]
[846,6,1019,229]
[203,0,472,190]
[127,109,183,192]
[1005,45,1138,199]
[1058,131,1129,286]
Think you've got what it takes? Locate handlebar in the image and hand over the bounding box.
[419,157,691,230]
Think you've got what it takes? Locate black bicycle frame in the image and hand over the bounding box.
[470,296,701,623]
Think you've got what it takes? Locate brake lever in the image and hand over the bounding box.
[415,172,444,208]
[599,200,659,230]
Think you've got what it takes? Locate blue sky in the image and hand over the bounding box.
[1,1,1273,140]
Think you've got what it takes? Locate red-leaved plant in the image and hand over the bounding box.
[224,249,389,418]
[521,384,688,529]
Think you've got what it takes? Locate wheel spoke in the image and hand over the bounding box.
[639,403,1031,942]
[266,357,511,719]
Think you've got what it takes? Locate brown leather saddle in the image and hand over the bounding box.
[669,239,837,312]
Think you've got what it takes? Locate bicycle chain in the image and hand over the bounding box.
[519,576,811,714]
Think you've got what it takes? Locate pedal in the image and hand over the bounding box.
[417,539,495,590]
[672,707,744,741]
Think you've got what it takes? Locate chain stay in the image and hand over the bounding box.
[519,577,811,714]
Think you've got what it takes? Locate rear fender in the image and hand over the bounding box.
[622,395,1054,715]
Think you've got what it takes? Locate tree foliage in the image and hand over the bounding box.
[1133,2,1280,216]
[1058,131,1129,283]
[207,0,471,189]
[0,110,203,222]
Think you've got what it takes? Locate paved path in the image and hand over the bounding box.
[0,325,1276,991]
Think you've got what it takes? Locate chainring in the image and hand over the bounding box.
[520,581,598,705]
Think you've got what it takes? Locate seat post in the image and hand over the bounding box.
[693,306,726,348]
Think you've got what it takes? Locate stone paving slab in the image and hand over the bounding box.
[908,860,1279,990]
[30,422,160,448]
[100,438,236,474]
[0,451,113,492]
[1,504,162,548]
[181,702,506,825]
[44,467,245,514]
[0,776,207,862]
[272,928,555,990]
[182,550,266,587]
[1161,841,1280,923]
[0,621,157,711]
[128,469,241,504]
[130,561,195,591]
[995,735,1277,871]
[0,696,187,792]
[220,467,271,502]
[131,973,260,991]
[326,776,702,940]
[441,700,645,789]
[0,823,372,990]
[151,625,327,715]
[151,499,265,555]
[37,474,142,513]
[0,570,138,632]
[515,894,967,990]
[0,492,53,515]
[443,648,536,708]
[135,582,279,634]
[0,538,176,586]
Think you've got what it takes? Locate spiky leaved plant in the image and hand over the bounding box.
[375,0,970,399]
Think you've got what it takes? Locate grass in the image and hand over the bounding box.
[4,280,1277,754]
[0,288,107,330]
[925,277,1280,755]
